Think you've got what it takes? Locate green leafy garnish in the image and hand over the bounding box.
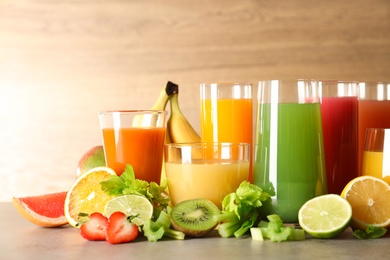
[214,181,271,238]
[100,164,170,213]
[353,225,387,239]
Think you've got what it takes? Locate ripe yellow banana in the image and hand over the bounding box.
[132,81,178,127]
[167,92,201,143]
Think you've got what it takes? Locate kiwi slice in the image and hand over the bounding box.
[170,198,220,237]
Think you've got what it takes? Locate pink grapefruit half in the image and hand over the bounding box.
[12,191,68,227]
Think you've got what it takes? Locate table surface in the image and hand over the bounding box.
[1,202,389,260]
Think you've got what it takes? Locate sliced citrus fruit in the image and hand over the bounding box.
[340,175,390,230]
[12,191,68,227]
[298,194,352,238]
[104,194,153,226]
[64,166,116,228]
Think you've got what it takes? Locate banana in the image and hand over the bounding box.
[132,81,178,127]
[167,92,201,143]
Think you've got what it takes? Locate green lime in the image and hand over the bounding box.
[298,194,352,238]
[104,195,153,226]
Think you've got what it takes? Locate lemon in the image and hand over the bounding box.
[298,194,352,238]
[104,194,153,226]
[64,166,117,228]
[340,175,390,230]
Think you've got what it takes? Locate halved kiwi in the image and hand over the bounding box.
[170,198,220,237]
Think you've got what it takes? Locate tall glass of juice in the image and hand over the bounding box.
[200,83,254,182]
[319,80,358,194]
[99,110,167,183]
[362,128,390,185]
[253,79,327,223]
[164,142,250,209]
[357,82,390,176]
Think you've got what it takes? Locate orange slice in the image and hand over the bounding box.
[340,175,390,230]
[12,191,68,227]
[64,166,116,228]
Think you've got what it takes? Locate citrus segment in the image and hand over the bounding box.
[64,166,116,228]
[298,194,352,238]
[12,191,68,227]
[340,175,390,230]
[104,194,153,226]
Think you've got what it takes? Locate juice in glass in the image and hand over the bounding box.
[320,96,358,194]
[200,83,253,182]
[201,98,253,144]
[164,142,250,209]
[102,127,166,183]
[99,110,167,183]
[361,128,390,184]
[357,100,390,175]
[254,102,327,223]
[165,160,249,208]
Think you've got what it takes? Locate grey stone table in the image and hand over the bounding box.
[1,202,389,260]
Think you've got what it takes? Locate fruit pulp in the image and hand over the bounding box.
[253,103,327,223]
[320,96,358,194]
[358,100,390,175]
[200,98,253,181]
[102,127,166,183]
[165,160,249,209]
[362,151,390,184]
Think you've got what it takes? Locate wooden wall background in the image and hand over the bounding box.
[1,0,389,201]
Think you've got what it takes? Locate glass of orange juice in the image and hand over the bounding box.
[362,128,390,184]
[200,83,254,182]
[164,142,250,209]
[99,110,167,183]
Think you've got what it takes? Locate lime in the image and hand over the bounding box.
[104,194,153,226]
[298,194,352,238]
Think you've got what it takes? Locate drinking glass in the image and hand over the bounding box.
[164,142,250,209]
[200,83,254,182]
[319,80,358,194]
[253,79,327,223]
[362,128,390,184]
[99,110,167,183]
[357,82,390,175]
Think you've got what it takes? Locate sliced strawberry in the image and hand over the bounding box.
[79,212,108,241]
[106,212,139,244]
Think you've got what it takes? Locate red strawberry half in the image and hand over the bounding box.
[80,212,108,241]
[106,212,139,244]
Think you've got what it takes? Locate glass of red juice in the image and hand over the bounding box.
[253,79,328,223]
[99,110,167,183]
[319,80,358,194]
[357,82,390,176]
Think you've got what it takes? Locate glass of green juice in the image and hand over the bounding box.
[164,142,250,209]
[253,79,328,223]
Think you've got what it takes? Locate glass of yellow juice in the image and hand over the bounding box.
[164,142,250,209]
[362,128,390,184]
[200,83,254,182]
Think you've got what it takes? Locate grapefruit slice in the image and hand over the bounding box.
[12,191,68,227]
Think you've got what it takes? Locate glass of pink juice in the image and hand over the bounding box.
[200,83,254,182]
[358,82,390,176]
[362,128,390,185]
[253,80,328,223]
[164,142,250,209]
[319,81,358,194]
[99,110,167,183]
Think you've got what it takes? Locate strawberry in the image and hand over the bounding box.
[106,211,139,244]
[79,212,108,241]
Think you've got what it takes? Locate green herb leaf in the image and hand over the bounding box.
[100,164,170,213]
[353,225,387,239]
